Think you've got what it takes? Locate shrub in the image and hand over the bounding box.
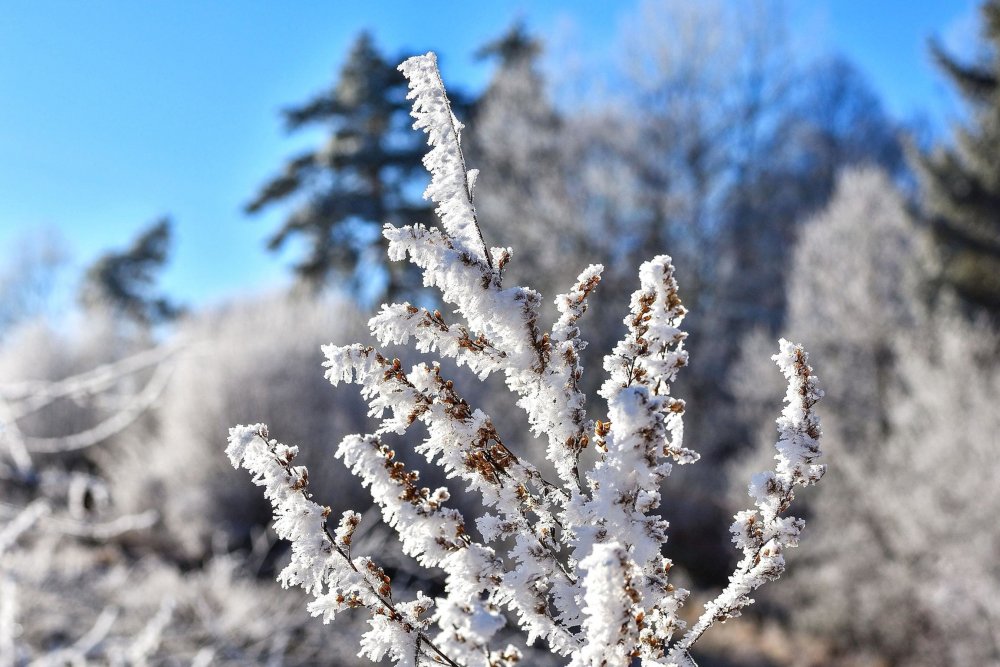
[106,292,372,558]
[228,53,825,667]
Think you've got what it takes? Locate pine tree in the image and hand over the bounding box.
[246,32,433,298]
[917,0,1000,315]
[79,218,181,326]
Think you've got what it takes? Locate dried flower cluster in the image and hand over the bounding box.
[228,52,825,667]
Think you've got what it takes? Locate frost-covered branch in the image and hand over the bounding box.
[0,343,180,413]
[0,395,33,476]
[229,52,825,667]
[38,607,120,666]
[20,352,177,454]
[46,509,159,540]
[0,499,49,556]
[0,343,181,482]
[120,598,175,665]
[671,340,824,658]
[227,424,462,667]
[568,256,696,663]
[0,573,16,667]
[399,52,491,270]
[322,345,580,653]
[0,500,49,666]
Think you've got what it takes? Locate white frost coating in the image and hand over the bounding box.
[399,53,488,266]
[334,510,361,548]
[224,422,264,468]
[378,224,601,490]
[322,345,580,655]
[570,542,639,667]
[336,433,506,663]
[226,425,441,667]
[567,256,695,661]
[231,52,826,667]
[769,339,826,490]
[671,339,824,659]
[368,303,506,380]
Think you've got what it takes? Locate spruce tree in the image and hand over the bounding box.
[246,32,432,298]
[918,0,1000,315]
[79,218,182,326]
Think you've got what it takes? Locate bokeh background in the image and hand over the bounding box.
[2,1,999,665]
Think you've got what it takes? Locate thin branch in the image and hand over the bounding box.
[254,435,465,667]
[0,343,182,411]
[427,62,492,271]
[23,356,176,453]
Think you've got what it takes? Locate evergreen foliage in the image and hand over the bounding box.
[917,0,1000,315]
[246,32,436,298]
[78,218,181,326]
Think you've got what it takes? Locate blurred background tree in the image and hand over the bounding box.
[245,32,435,301]
[78,218,182,327]
[568,0,906,584]
[0,231,67,340]
[467,23,591,299]
[917,0,1000,317]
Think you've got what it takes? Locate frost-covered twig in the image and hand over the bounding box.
[670,340,823,658]
[35,606,120,666]
[122,597,175,665]
[21,354,176,454]
[45,509,159,540]
[322,344,581,648]
[0,396,33,476]
[0,573,17,667]
[227,424,462,667]
[569,256,695,662]
[399,52,491,270]
[72,607,119,660]
[0,343,181,414]
[0,499,49,556]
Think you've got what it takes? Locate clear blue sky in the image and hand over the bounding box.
[0,0,981,309]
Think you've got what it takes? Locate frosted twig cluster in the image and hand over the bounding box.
[0,343,181,476]
[0,343,181,663]
[229,52,825,667]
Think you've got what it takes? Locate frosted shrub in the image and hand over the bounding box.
[729,167,919,504]
[0,306,381,664]
[229,53,825,666]
[107,292,374,558]
[2,531,379,665]
[0,312,154,471]
[0,333,180,664]
[751,316,1000,666]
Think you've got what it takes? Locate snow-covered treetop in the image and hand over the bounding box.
[228,52,825,667]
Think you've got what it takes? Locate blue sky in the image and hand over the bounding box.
[0,0,982,309]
